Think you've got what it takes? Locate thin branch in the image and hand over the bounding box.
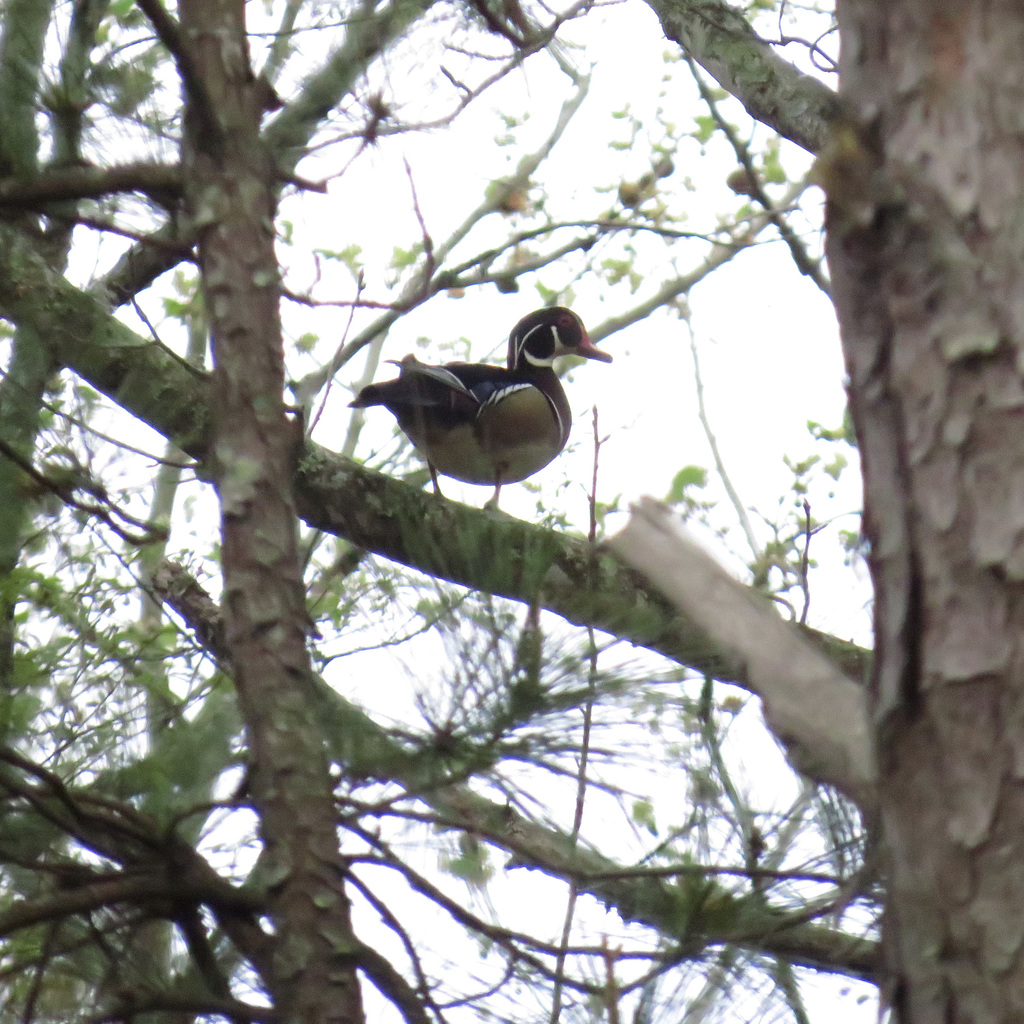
[687,57,830,295]
[799,498,812,625]
[685,317,761,561]
[135,0,223,155]
[308,270,364,435]
[551,409,604,1024]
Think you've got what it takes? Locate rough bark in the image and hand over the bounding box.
[826,1,1024,1019]
[178,2,363,1020]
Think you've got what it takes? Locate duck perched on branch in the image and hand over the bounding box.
[350,307,611,506]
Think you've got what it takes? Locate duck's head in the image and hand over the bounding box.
[507,307,613,369]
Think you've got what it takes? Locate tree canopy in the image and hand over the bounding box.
[1,0,982,1021]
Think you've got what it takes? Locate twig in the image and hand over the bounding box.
[308,270,364,435]
[687,57,830,296]
[799,498,812,625]
[685,318,761,561]
[130,295,162,344]
[404,156,436,305]
[550,408,604,1024]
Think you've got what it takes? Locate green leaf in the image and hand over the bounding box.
[109,0,135,19]
[442,834,493,888]
[632,798,658,836]
[692,115,716,144]
[389,244,421,271]
[665,465,707,504]
[316,244,363,280]
[761,139,787,184]
[824,452,848,480]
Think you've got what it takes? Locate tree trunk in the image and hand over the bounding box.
[827,2,1024,1019]
[178,2,365,1020]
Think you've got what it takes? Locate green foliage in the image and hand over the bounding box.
[692,114,717,144]
[809,410,858,446]
[601,255,642,292]
[665,464,708,504]
[633,798,658,836]
[442,833,494,888]
[760,137,787,184]
[316,243,364,281]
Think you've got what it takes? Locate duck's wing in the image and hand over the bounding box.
[351,360,478,417]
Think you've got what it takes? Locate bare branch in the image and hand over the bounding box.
[686,317,761,560]
[609,498,875,808]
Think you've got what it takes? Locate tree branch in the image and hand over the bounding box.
[0,161,182,208]
[150,560,879,984]
[0,220,870,777]
[608,498,875,808]
[642,0,841,154]
[136,0,223,155]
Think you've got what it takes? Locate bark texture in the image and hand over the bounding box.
[178,2,364,1020]
[827,2,1024,1019]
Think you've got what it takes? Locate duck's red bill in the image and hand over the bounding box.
[579,341,613,363]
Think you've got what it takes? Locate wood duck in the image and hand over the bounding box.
[350,307,612,505]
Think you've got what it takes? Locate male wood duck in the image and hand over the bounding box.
[350,307,612,505]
